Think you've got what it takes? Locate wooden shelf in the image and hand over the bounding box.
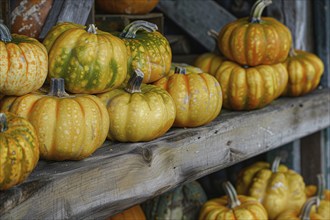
[1,88,329,219]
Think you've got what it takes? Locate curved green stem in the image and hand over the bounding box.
[249,0,272,23]
[125,69,144,93]
[0,113,8,133]
[316,174,326,200]
[48,78,70,97]
[222,181,241,209]
[87,24,97,34]
[174,66,186,74]
[299,197,320,220]
[0,23,12,42]
[120,20,158,39]
[271,156,281,173]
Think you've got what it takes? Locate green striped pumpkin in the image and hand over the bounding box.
[43,22,127,94]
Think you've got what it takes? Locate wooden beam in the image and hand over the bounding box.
[157,0,236,51]
[0,88,329,219]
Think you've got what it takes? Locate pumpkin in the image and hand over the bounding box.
[214,61,288,110]
[282,49,324,96]
[275,197,323,220]
[306,174,330,200]
[143,181,207,220]
[194,53,225,76]
[217,0,292,66]
[10,0,53,38]
[169,62,203,75]
[2,78,109,161]
[199,181,268,220]
[108,205,146,220]
[0,23,48,96]
[96,0,159,15]
[153,66,222,127]
[119,20,172,84]
[43,22,127,94]
[0,112,39,190]
[236,157,307,219]
[97,69,175,142]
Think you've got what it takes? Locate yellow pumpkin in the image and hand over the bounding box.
[306,174,330,200]
[97,69,176,142]
[236,157,307,219]
[0,112,39,190]
[194,53,225,76]
[0,23,48,96]
[1,78,109,161]
[199,181,268,220]
[214,61,288,110]
[153,66,222,128]
[282,49,324,96]
[108,205,146,220]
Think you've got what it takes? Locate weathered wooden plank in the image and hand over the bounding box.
[0,0,10,27]
[157,0,236,51]
[0,88,329,219]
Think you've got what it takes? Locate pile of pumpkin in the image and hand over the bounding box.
[108,157,330,220]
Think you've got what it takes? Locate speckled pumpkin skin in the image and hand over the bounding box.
[1,93,109,161]
[0,34,48,96]
[194,53,225,76]
[214,61,288,110]
[0,112,39,190]
[43,22,127,94]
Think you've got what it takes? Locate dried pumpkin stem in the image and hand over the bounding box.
[271,156,281,173]
[0,113,8,132]
[87,24,98,34]
[174,66,186,75]
[223,181,241,209]
[125,69,144,93]
[317,174,326,200]
[48,78,70,97]
[289,46,298,57]
[250,0,272,23]
[207,29,219,42]
[299,197,320,220]
[120,20,158,39]
[0,23,12,42]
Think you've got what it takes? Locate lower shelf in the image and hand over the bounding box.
[1,88,329,219]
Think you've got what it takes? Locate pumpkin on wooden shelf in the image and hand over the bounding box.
[10,0,53,38]
[236,157,306,219]
[96,0,159,15]
[0,23,48,96]
[118,20,172,84]
[217,0,292,66]
[43,22,127,94]
[1,78,109,161]
[108,205,146,220]
[97,69,175,142]
[143,181,207,220]
[0,112,39,190]
[282,48,324,97]
[214,61,288,110]
[153,66,222,128]
[199,181,268,220]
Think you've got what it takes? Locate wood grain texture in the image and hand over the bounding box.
[0,88,329,219]
[157,0,236,51]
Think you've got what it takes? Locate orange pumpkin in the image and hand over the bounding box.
[108,205,146,220]
[96,0,159,15]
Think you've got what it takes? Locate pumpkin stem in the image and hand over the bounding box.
[316,174,326,200]
[174,66,186,75]
[48,78,70,97]
[299,197,320,220]
[87,24,98,34]
[207,29,219,42]
[120,20,158,39]
[271,156,281,173]
[289,46,297,57]
[0,113,8,133]
[222,181,241,209]
[249,0,272,23]
[0,22,12,42]
[125,69,144,93]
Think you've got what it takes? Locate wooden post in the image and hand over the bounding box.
[0,0,10,27]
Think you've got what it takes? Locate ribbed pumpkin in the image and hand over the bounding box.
[96,0,159,15]
[0,112,39,190]
[199,181,268,220]
[0,23,48,96]
[214,61,288,110]
[153,67,222,127]
[194,53,225,76]
[2,78,109,161]
[217,0,292,66]
[97,69,175,142]
[43,22,127,94]
[119,20,172,83]
[236,157,306,219]
[282,49,324,96]
[108,205,146,220]
[143,181,207,220]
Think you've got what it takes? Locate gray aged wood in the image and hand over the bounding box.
[157,0,236,51]
[0,88,329,219]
